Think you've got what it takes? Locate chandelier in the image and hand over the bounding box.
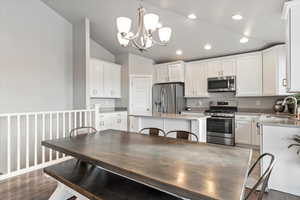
[116,4,172,51]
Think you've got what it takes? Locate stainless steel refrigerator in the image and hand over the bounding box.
[152,82,186,114]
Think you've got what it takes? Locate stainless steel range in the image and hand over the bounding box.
[205,101,238,146]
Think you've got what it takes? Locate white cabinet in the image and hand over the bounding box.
[89,58,104,97]
[262,45,289,96]
[96,112,128,131]
[235,115,260,146]
[207,59,236,78]
[236,52,263,96]
[283,1,300,92]
[103,62,121,98]
[89,58,121,98]
[185,61,209,97]
[155,61,184,83]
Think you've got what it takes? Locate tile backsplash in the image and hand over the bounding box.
[186,93,286,109]
[89,98,115,108]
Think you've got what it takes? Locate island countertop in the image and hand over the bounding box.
[130,112,208,120]
[42,130,252,200]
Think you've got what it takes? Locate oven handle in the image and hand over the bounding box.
[208,117,234,120]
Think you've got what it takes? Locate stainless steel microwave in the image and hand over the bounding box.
[207,76,236,92]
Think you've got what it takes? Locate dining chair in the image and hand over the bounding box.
[165,130,199,142]
[69,126,97,137]
[244,153,276,200]
[139,128,166,137]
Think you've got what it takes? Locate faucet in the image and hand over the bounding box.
[282,96,298,115]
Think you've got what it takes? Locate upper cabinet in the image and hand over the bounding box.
[283,1,300,92]
[155,61,185,83]
[262,45,289,96]
[185,61,209,98]
[236,52,263,97]
[207,58,236,78]
[89,58,121,98]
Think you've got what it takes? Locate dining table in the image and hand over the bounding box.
[42,129,252,200]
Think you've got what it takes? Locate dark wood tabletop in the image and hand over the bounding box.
[42,130,252,200]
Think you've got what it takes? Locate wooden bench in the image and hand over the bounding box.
[44,159,182,200]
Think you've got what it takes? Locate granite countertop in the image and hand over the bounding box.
[259,116,300,128]
[130,112,208,120]
[98,107,127,113]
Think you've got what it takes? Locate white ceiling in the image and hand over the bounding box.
[41,0,286,63]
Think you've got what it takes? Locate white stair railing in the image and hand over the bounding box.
[0,109,95,181]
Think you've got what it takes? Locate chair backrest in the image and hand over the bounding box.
[139,128,166,137]
[166,130,199,142]
[70,127,97,137]
[244,153,276,200]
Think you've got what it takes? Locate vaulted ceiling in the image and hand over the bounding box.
[41,0,286,63]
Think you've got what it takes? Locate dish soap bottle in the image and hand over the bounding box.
[297,105,300,120]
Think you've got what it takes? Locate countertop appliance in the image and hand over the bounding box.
[205,101,238,146]
[207,76,236,92]
[153,82,185,114]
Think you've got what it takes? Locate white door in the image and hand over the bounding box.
[103,63,121,98]
[130,76,152,115]
[185,63,196,97]
[156,65,169,83]
[207,61,222,78]
[262,48,277,96]
[222,59,236,76]
[236,53,263,96]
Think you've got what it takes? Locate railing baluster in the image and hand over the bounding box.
[7,116,11,174]
[49,113,53,161]
[74,112,77,136]
[17,115,21,171]
[62,112,66,157]
[56,112,59,159]
[85,112,87,126]
[26,114,29,168]
[42,113,45,163]
[34,114,38,166]
[89,111,93,127]
[79,112,82,127]
[68,112,72,137]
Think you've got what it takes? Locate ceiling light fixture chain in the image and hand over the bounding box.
[116,2,172,51]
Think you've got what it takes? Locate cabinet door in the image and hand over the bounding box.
[263,48,277,96]
[168,63,184,82]
[287,5,300,92]
[207,61,222,78]
[222,59,236,76]
[235,120,252,145]
[195,62,208,97]
[236,53,263,96]
[89,59,104,97]
[103,63,121,98]
[251,121,260,146]
[185,63,196,97]
[156,65,169,83]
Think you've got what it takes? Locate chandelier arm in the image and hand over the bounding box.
[122,6,145,41]
[150,38,168,46]
[132,38,148,51]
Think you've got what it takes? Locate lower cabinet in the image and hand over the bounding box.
[96,112,128,131]
[235,115,260,147]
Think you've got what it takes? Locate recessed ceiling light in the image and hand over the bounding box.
[204,44,212,50]
[232,14,243,20]
[176,50,183,55]
[188,13,197,19]
[240,37,249,43]
[157,22,163,29]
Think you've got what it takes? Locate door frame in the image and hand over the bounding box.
[129,75,153,115]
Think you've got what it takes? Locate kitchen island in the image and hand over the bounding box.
[260,117,300,196]
[130,112,208,142]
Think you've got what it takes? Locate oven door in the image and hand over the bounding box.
[207,117,234,138]
[207,77,235,92]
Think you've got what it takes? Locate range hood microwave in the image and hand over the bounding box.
[207,76,236,92]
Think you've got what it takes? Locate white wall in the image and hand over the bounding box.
[0,0,73,113]
[90,39,115,63]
